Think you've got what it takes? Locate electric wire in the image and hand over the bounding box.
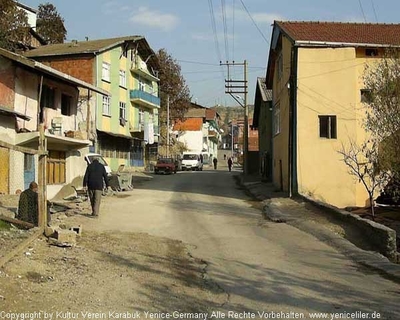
[221,0,230,61]
[208,0,226,81]
[208,0,223,64]
[238,0,269,43]
[232,0,235,61]
[358,0,367,22]
[370,0,378,22]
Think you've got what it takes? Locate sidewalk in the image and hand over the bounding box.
[239,176,400,283]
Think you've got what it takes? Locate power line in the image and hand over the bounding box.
[177,59,266,69]
[208,0,222,63]
[232,0,236,61]
[370,0,378,22]
[238,0,269,43]
[221,0,230,61]
[358,0,367,22]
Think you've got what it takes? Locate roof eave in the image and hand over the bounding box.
[294,40,400,48]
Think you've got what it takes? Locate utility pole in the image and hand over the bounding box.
[231,120,234,159]
[166,95,170,157]
[220,60,248,175]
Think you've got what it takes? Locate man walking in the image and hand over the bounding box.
[227,157,233,172]
[83,157,109,217]
[213,157,218,170]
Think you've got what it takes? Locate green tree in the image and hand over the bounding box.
[37,2,66,44]
[0,0,30,51]
[156,49,191,155]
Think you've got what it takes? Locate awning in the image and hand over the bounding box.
[16,131,90,150]
[96,129,134,140]
[0,106,31,121]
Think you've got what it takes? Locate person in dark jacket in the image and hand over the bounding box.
[213,157,218,170]
[227,157,233,172]
[17,181,38,225]
[83,157,109,217]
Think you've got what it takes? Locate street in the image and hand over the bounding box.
[90,166,399,318]
[1,166,399,319]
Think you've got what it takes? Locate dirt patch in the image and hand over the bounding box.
[0,231,226,314]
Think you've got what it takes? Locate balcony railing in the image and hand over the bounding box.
[130,90,160,109]
[130,61,160,82]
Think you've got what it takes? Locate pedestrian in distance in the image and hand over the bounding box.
[228,157,233,172]
[224,154,226,160]
[83,156,109,217]
[213,157,218,170]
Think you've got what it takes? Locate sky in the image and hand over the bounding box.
[20,0,400,107]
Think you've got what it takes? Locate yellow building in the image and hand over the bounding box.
[266,21,400,208]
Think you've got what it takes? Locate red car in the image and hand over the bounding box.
[154,158,177,174]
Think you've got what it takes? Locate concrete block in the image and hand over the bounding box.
[44,226,56,237]
[56,229,77,245]
[69,225,82,236]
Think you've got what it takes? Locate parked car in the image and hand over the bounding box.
[181,152,203,171]
[154,158,177,174]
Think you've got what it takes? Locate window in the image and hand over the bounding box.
[47,150,66,184]
[365,48,378,57]
[119,70,126,88]
[139,80,145,91]
[277,53,283,79]
[139,109,144,125]
[273,103,280,135]
[119,102,126,120]
[319,115,337,139]
[40,85,55,109]
[61,94,72,116]
[361,89,372,103]
[102,62,110,82]
[102,96,111,115]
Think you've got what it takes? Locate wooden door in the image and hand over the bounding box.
[0,147,9,194]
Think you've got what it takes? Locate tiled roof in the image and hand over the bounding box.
[173,118,203,131]
[276,21,400,46]
[184,109,206,118]
[205,108,216,120]
[24,36,142,57]
[257,78,272,102]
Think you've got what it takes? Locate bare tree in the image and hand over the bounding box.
[338,139,390,218]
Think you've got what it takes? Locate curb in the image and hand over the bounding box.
[240,180,400,283]
[262,200,400,283]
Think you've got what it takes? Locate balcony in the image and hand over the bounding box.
[130,90,160,109]
[129,121,143,133]
[130,61,159,82]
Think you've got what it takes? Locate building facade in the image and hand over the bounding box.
[25,36,160,171]
[266,21,400,208]
[0,48,107,199]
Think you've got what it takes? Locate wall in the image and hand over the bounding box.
[272,36,291,191]
[0,57,16,110]
[296,47,368,208]
[178,131,203,152]
[43,56,95,85]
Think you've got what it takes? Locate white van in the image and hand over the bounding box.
[181,152,203,171]
[84,153,112,176]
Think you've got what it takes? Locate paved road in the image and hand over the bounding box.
[94,167,400,319]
